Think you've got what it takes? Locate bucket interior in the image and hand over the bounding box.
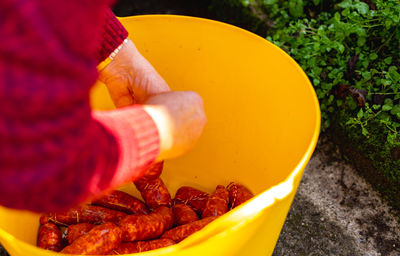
[0,15,320,255]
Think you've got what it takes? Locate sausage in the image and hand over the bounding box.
[37,223,63,252]
[118,206,174,242]
[66,223,94,244]
[227,182,254,209]
[141,161,164,181]
[202,185,229,218]
[161,217,217,242]
[112,239,175,254]
[134,178,172,210]
[40,215,50,225]
[61,222,122,255]
[47,205,127,225]
[92,190,149,215]
[173,186,209,214]
[172,204,199,226]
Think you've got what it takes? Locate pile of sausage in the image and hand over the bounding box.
[37,162,254,255]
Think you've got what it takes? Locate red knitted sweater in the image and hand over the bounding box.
[0,0,159,212]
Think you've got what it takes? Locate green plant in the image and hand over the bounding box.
[235,0,400,206]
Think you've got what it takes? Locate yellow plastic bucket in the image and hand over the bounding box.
[0,15,320,256]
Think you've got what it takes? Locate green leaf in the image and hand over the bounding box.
[338,44,345,54]
[385,19,392,28]
[264,0,278,4]
[391,105,400,115]
[334,12,341,21]
[362,71,372,80]
[313,0,321,5]
[369,53,378,60]
[382,79,392,86]
[384,98,393,106]
[373,104,381,110]
[362,59,369,68]
[289,0,304,18]
[357,37,366,47]
[357,109,364,119]
[362,127,369,137]
[355,2,369,15]
[383,105,393,111]
[338,0,353,9]
[389,66,400,82]
[384,57,392,65]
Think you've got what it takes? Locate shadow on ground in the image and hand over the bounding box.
[273,193,359,256]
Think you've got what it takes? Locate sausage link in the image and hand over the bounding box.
[172,204,199,226]
[40,215,50,225]
[202,185,229,218]
[141,161,164,181]
[134,178,172,210]
[118,206,174,242]
[112,239,175,254]
[37,223,63,252]
[92,190,149,215]
[161,217,217,242]
[47,205,127,225]
[227,182,254,209]
[173,186,209,214]
[66,223,94,244]
[61,222,122,255]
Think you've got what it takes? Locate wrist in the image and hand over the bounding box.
[98,38,130,72]
[142,105,173,161]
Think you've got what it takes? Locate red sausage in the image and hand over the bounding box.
[118,206,174,242]
[40,215,50,225]
[92,190,149,215]
[112,239,175,254]
[47,205,127,225]
[173,186,209,214]
[134,178,172,210]
[161,217,217,242]
[37,223,63,252]
[61,222,122,255]
[141,161,164,181]
[66,223,94,244]
[202,185,229,218]
[172,204,199,226]
[227,182,254,209]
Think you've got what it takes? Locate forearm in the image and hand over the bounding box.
[93,106,160,187]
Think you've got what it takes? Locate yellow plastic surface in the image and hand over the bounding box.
[0,15,320,256]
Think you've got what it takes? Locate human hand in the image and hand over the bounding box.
[99,39,170,107]
[143,91,207,161]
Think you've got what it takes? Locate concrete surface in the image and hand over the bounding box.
[273,136,400,256]
[0,137,398,256]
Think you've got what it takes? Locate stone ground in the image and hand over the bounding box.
[273,136,400,256]
[0,136,398,255]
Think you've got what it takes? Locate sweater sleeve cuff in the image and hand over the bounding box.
[92,106,160,186]
[97,8,129,63]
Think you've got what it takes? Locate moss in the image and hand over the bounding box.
[329,110,400,210]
